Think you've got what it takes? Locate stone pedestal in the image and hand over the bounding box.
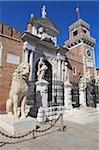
[79,89,86,107]
[96,104,99,111]
[35,80,49,108]
[64,81,72,108]
[0,114,36,135]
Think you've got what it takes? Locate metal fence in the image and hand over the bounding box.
[86,79,99,108]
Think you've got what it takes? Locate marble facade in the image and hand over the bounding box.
[22,39,68,106]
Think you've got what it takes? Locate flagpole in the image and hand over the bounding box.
[76,4,80,20]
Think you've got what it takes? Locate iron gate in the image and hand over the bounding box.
[95,85,99,104]
[71,83,80,108]
[86,79,99,108]
[27,81,64,108]
[49,81,64,107]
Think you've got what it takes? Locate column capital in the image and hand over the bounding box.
[23,41,36,51]
[24,49,28,63]
[57,53,65,60]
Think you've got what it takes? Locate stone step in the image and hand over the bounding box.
[63,107,99,124]
[63,115,99,124]
[64,111,99,119]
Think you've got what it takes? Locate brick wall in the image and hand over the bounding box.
[67,58,83,84]
[66,43,95,83]
[66,44,84,83]
[0,23,20,39]
[0,25,23,113]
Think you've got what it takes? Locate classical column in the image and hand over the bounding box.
[62,61,65,81]
[24,49,28,63]
[64,62,68,82]
[29,51,33,81]
[57,59,61,80]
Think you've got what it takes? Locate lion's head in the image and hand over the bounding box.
[12,63,30,82]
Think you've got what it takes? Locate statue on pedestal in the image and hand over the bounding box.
[41,5,47,18]
[37,57,48,81]
[79,76,85,90]
[6,63,30,119]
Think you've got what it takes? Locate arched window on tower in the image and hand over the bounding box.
[72,28,78,37]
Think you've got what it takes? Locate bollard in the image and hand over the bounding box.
[42,109,45,124]
[60,113,64,131]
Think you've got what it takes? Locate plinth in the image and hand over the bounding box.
[35,79,49,108]
[64,81,72,108]
[0,114,36,135]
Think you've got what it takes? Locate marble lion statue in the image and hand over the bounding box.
[6,63,30,119]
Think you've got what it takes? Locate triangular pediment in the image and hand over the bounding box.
[30,18,60,34]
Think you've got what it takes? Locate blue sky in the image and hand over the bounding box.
[0,1,99,68]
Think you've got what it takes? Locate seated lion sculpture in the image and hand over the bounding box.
[6,63,30,119]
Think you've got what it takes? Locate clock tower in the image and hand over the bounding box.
[64,19,96,83]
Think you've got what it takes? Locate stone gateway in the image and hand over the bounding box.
[0,5,99,115]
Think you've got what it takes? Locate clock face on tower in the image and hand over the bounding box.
[86,49,93,68]
[86,49,92,58]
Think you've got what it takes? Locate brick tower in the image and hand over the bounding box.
[64,19,96,83]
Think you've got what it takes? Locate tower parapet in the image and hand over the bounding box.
[0,23,21,39]
[64,18,96,83]
[64,19,96,49]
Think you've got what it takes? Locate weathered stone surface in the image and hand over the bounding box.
[0,114,36,135]
[6,63,30,119]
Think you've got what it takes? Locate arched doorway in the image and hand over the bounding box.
[35,59,52,103]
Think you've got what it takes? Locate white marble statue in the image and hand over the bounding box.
[38,27,44,38]
[65,67,70,83]
[41,5,47,18]
[79,76,86,90]
[37,57,48,81]
[6,63,30,119]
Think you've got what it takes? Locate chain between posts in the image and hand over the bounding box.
[0,114,62,139]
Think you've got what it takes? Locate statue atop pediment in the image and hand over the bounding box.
[41,5,47,18]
